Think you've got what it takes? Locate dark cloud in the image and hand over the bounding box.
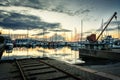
[50,29,71,32]
[0,10,60,30]
[0,0,48,9]
[33,32,50,36]
[106,27,117,31]
[49,34,65,41]
[81,9,90,14]
[74,9,90,15]
[83,31,92,34]
[0,12,40,29]
[53,7,91,16]
[51,4,78,16]
[0,0,10,6]
[108,21,120,26]
[1,0,119,23]
[84,26,120,35]
[0,0,91,16]
[1,0,119,17]
[96,27,117,32]
[0,10,10,18]
[95,21,120,32]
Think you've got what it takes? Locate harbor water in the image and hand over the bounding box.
[1,47,84,64]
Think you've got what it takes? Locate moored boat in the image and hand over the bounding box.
[79,12,120,61]
[79,48,120,61]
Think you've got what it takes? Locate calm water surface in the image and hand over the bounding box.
[1,47,84,64]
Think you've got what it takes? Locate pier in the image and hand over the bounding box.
[79,48,120,61]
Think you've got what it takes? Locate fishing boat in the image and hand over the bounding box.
[79,42,120,60]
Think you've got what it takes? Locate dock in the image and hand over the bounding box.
[0,58,120,80]
[79,48,120,61]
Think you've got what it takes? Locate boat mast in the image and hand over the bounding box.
[101,19,104,39]
[81,20,83,41]
[74,27,77,41]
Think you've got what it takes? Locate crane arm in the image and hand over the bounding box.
[96,12,117,41]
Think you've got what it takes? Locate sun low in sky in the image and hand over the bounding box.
[0,0,120,41]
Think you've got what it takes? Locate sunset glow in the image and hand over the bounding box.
[0,0,120,41]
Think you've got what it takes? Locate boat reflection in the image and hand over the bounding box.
[6,49,12,53]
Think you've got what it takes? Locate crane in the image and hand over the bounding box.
[96,12,117,41]
[87,12,117,42]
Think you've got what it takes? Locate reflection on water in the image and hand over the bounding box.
[1,47,84,64]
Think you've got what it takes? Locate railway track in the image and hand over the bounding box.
[15,58,82,80]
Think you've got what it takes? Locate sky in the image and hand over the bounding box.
[0,0,120,40]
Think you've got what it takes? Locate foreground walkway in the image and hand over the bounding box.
[0,58,120,80]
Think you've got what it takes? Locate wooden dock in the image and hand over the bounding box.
[0,58,120,80]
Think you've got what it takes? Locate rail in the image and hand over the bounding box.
[15,60,26,80]
[38,59,82,80]
[15,58,82,80]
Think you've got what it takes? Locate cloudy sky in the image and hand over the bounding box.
[0,0,120,40]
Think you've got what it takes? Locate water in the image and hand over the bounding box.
[1,47,85,64]
[2,46,120,76]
